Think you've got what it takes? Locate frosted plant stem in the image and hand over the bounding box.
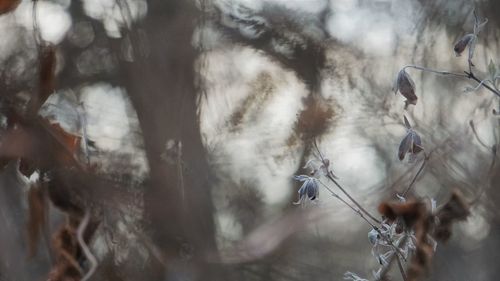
[77,210,97,281]
[402,65,467,78]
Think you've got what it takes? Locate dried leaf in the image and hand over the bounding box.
[434,189,470,241]
[398,127,423,161]
[398,132,413,161]
[378,199,433,281]
[378,200,426,227]
[0,0,20,15]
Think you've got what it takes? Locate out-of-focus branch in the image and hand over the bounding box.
[77,210,97,281]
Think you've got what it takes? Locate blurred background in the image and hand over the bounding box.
[1,0,500,280]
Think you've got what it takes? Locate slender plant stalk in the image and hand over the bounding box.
[326,173,381,224]
[377,236,408,281]
[465,71,500,97]
[395,254,408,281]
[402,156,428,197]
[403,65,467,78]
[77,210,97,281]
[312,140,381,224]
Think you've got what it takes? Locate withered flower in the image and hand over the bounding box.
[293,175,319,205]
[395,69,418,108]
[453,33,475,57]
[398,116,423,161]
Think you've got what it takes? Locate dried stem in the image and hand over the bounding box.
[402,65,467,78]
[465,71,500,97]
[395,253,408,281]
[77,210,97,281]
[402,154,429,197]
[377,236,408,281]
[318,179,406,262]
[401,64,500,98]
[313,140,381,224]
[326,173,381,224]
[317,180,377,229]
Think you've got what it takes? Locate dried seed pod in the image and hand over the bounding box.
[398,117,423,161]
[453,34,474,57]
[395,69,418,107]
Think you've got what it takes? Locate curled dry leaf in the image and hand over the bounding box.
[378,200,433,281]
[453,34,474,57]
[395,69,418,108]
[0,0,20,15]
[378,200,426,228]
[434,189,470,242]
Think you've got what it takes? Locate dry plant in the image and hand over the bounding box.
[292,8,495,281]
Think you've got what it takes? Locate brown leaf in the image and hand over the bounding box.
[0,0,20,15]
[434,189,470,241]
[378,200,426,227]
[378,199,433,281]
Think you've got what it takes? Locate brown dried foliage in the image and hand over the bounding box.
[434,189,470,242]
[379,200,433,281]
[48,218,83,281]
[378,190,471,281]
[0,0,19,15]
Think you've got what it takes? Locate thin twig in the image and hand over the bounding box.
[77,210,98,281]
[395,254,408,281]
[465,71,500,97]
[326,173,381,224]
[377,236,408,281]
[317,180,377,229]
[403,65,467,78]
[313,140,381,224]
[402,154,429,197]
[318,180,406,262]
[469,120,494,151]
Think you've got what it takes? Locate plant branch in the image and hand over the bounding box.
[317,180,377,229]
[318,180,407,262]
[77,210,97,281]
[326,173,381,224]
[312,140,381,224]
[403,65,467,78]
[376,236,408,281]
[465,71,500,97]
[395,253,408,281]
[402,154,429,197]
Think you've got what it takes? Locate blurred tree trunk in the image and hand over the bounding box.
[118,0,220,279]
